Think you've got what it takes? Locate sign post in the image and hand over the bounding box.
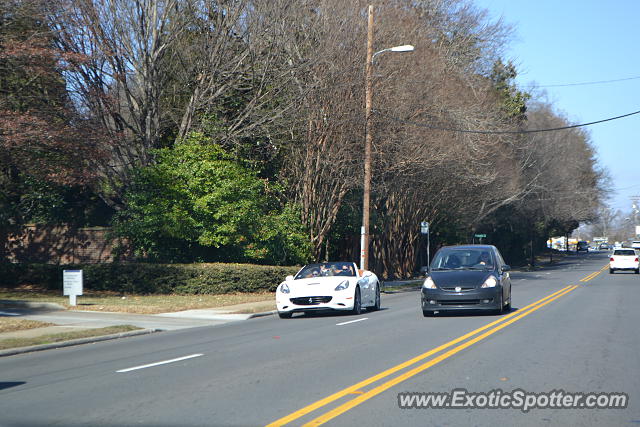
[63,270,83,306]
[421,222,430,270]
[474,233,487,244]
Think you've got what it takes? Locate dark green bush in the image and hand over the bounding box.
[0,262,299,294]
[0,263,59,288]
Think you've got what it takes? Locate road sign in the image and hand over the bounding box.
[420,221,429,234]
[474,234,487,238]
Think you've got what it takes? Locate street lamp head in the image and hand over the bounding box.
[389,44,414,52]
[372,44,415,63]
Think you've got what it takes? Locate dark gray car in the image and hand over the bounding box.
[421,244,512,316]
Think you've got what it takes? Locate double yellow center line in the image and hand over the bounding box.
[268,284,581,426]
[579,264,608,282]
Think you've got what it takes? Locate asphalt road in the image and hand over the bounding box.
[1,252,639,427]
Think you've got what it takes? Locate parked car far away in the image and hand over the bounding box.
[421,245,511,317]
[275,262,380,318]
[609,249,639,274]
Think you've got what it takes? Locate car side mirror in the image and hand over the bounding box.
[419,266,430,275]
[502,265,511,272]
[286,275,294,281]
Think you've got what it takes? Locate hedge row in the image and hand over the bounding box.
[0,262,300,294]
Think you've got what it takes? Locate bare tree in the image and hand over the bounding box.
[48,0,310,207]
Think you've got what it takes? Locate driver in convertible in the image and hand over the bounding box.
[305,267,320,278]
[337,264,355,276]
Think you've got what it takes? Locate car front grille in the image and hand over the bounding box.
[440,286,476,292]
[290,296,333,305]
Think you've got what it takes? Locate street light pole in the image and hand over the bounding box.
[360,5,414,271]
[361,5,374,271]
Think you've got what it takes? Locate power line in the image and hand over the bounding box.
[523,75,640,88]
[374,109,640,135]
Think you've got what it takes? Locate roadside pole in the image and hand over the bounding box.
[421,221,430,270]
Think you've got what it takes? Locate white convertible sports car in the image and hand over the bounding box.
[276,262,381,318]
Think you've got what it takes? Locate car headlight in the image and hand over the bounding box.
[481,276,497,288]
[279,283,290,294]
[422,277,436,289]
[335,280,349,291]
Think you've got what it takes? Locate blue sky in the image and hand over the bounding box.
[473,0,640,213]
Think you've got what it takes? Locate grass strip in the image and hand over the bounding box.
[0,290,273,314]
[0,318,54,333]
[0,325,141,350]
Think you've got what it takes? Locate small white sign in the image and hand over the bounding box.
[420,221,429,234]
[63,270,83,306]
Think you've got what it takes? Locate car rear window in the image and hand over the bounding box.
[613,249,636,256]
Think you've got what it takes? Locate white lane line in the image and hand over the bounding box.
[336,318,368,326]
[116,354,203,373]
[0,312,20,316]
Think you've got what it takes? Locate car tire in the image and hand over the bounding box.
[636,269,639,274]
[278,311,292,319]
[496,292,504,315]
[351,287,362,315]
[609,268,614,274]
[370,284,381,311]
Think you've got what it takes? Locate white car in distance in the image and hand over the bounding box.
[276,262,380,318]
[609,249,639,274]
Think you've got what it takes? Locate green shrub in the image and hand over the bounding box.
[111,135,312,265]
[0,263,59,288]
[0,262,300,295]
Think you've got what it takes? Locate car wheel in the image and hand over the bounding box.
[278,311,292,319]
[496,292,504,315]
[504,299,511,312]
[370,284,381,311]
[609,268,614,274]
[351,287,362,315]
[636,269,639,274]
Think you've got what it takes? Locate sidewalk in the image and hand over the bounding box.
[0,299,277,356]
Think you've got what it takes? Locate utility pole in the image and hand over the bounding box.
[360,4,374,271]
[359,6,413,271]
[632,196,640,239]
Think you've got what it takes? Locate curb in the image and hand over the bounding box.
[382,286,421,294]
[0,300,65,311]
[247,310,277,319]
[0,328,159,358]
[381,280,423,293]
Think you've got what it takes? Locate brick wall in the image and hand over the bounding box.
[5,225,122,264]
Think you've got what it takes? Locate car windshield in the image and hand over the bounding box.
[430,248,495,270]
[295,263,356,279]
[613,250,636,256]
